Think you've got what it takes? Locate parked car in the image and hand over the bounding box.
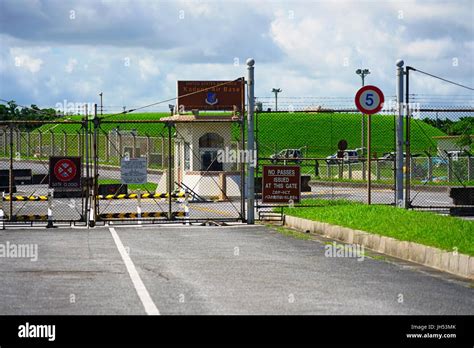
[270,149,303,163]
[379,152,421,161]
[325,150,359,165]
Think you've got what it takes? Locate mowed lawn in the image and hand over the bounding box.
[256,112,445,157]
[32,112,445,158]
[280,199,474,256]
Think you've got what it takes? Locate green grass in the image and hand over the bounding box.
[273,226,313,240]
[31,112,445,158]
[256,112,445,157]
[280,199,474,256]
[98,179,158,192]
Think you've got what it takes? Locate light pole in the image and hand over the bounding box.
[356,69,370,176]
[271,88,282,111]
[99,92,103,116]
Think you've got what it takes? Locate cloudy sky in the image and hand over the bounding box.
[0,0,472,111]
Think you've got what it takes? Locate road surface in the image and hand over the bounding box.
[0,224,472,315]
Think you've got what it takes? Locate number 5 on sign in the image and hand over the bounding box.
[355,86,384,115]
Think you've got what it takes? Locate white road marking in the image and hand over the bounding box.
[426,200,451,204]
[109,227,160,315]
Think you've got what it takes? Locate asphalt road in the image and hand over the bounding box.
[0,224,472,315]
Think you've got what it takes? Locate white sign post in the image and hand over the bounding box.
[121,158,147,184]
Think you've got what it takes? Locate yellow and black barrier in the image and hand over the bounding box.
[3,195,49,201]
[98,211,186,219]
[97,192,186,200]
[8,214,49,221]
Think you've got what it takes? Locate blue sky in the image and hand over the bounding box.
[0,0,472,111]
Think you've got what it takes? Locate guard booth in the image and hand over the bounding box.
[160,114,242,200]
[165,79,246,205]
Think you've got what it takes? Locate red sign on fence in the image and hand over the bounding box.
[49,157,82,189]
[262,165,301,204]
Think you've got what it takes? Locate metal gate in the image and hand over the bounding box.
[1,115,246,227]
[0,120,88,226]
[91,116,245,225]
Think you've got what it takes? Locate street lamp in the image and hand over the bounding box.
[356,69,370,162]
[271,88,282,111]
[356,68,370,86]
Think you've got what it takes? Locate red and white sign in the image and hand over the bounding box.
[49,157,82,189]
[54,159,77,182]
[355,85,385,114]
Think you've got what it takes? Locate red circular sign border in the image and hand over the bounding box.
[354,85,385,115]
[54,159,77,182]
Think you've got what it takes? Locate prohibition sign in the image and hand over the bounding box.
[54,159,77,182]
[355,85,385,115]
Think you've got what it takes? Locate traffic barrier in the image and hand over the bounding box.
[98,211,185,219]
[3,195,48,201]
[11,214,48,221]
[97,192,186,200]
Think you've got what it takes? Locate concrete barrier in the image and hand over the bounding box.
[283,215,474,280]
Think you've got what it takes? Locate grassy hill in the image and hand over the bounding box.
[256,112,445,157]
[33,112,445,157]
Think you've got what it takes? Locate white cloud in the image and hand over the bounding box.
[399,38,455,59]
[138,57,160,81]
[9,51,43,73]
[65,58,78,73]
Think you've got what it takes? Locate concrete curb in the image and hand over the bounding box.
[283,215,474,280]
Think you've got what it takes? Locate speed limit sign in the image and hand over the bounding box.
[355,85,385,114]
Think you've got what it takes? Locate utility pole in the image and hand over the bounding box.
[271,88,281,111]
[395,60,405,207]
[247,58,255,224]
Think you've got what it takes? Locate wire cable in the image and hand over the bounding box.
[409,67,474,91]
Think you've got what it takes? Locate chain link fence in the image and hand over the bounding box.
[254,96,473,215]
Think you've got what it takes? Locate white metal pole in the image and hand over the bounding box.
[247,58,255,224]
[396,59,405,207]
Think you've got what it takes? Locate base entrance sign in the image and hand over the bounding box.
[262,165,301,204]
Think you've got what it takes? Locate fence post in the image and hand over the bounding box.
[0,192,5,229]
[338,162,343,179]
[376,160,381,181]
[105,132,110,163]
[50,130,55,156]
[427,156,433,182]
[38,130,43,157]
[146,133,151,163]
[15,129,21,156]
[246,58,256,224]
[468,155,473,181]
[395,59,405,207]
[348,162,352,180]
[63,131,67,156]
[46,191,54,228]
[26,131,31,158]
[448,155,453,182]
[9,125,13,220]
[137,188,142,224]
[167,123,173,220]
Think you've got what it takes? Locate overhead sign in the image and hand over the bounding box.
[355,85,385,114]
[121,157,147,184]
[177,78,245,112]
[262,165,301,204]
[49,157,81,189]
